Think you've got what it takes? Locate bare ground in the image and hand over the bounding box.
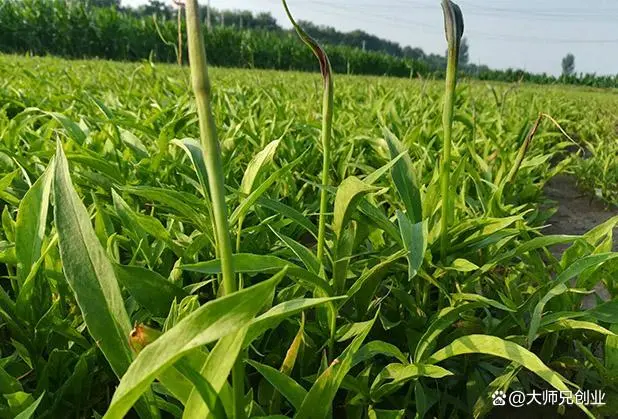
[543,174,617,308]
[543,175,618,254]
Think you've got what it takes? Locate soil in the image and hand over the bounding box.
[543,174,618,308]
[543,175,618,254]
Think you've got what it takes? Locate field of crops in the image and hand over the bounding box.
[0,28,617,419]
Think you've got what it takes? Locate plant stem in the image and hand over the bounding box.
[185,0,234,296]
[506,113,542,185]
[316,76,334,265]
[177,5,183,66]
[280,0,334,269]
[184,1,243,417]
[440,43,457,261]
[439,0,463,262]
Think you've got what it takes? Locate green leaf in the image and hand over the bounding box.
[15,162,53,283]
[345,249,407,301]
[114,264,188,318]
[53,143,158,419]
[257,197,317,238]
[247,360,307,411]
[397,212,427,281]
[241,139,281,194]
[358,199,401,244]
[0,170,19,205]
[451,293,516,312]
[589,299,618,323]
[295,315,376,419]
[122,186,210,230]
[332,176,376,239]
[230,156,302,226]
[384,128,422,223]
[27,108,87,145]
[183,254,334,296]
[539,319,615,337]
[478,235,580,274]
[67,152,123,183]
[13,392,44,419]
[528,253,618,345]
[472,363,520,419]
[181,330,243,419]
[54,143,134,377]
[334,221,356,294]
[351,341,408,367]
[270,228,320,274]
[175,359,228,418]
[120,128,150,159]
[0,367,22,394]
[368,407,405,419]
[448,258,479,272]
[244,297,344,346]
[157,349,211,405]
[606,325,618,372]
[103,270,284,419]
[427,335,592,417]
[370,363,452,400]
[363,151,406,185]
[112,190,181,257]
[415,303,483,363]
[171,138,209,197]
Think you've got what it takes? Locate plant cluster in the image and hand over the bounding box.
[0,1,617,418]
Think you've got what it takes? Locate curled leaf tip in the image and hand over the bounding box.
[441,0,464,49]
[281,0,332,81]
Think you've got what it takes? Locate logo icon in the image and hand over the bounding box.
[492,390,506,406]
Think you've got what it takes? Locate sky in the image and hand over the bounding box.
[121,0,618,76]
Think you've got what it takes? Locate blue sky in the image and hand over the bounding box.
[122,0,618,76]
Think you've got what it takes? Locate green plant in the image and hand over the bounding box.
[1,1,618,416]
[439,0,463,260]
[282,0,333,270]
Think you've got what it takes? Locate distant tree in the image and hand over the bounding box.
[253,12,279,31]
[138,0,173,18]
[562,53,575,76]
[459,37,469,66]
[403,46,425,61]
[85,0,120,7]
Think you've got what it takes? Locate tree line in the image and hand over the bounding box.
[2,0,617,88]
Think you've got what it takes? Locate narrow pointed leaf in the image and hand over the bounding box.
[248,360,307,411]
[15,162,53,283]
[384,129,422,223]
[428,335,592,417]
[103,271,283,419]
[332,177,376,239]
[114,264,188,317]
[295,315,376,418]
[53,143,158,419]
[397,212,427,281]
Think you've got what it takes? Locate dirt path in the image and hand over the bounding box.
[543,174,617,308]
[544,175,618,253]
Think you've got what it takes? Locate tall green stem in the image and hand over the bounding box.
[281,0,333,269]
[440,0,464,261]
[317,75,334,265]
[184,1,243,417]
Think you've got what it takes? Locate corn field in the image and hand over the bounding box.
[0,1,617,418]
